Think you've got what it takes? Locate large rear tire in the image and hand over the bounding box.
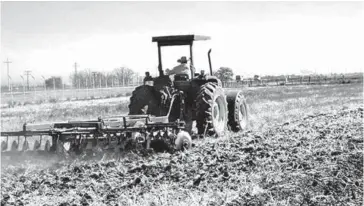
[196,82,228,136]
[128,85,161,115]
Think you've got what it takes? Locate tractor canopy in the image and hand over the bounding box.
[152,35,210,46]
[152,34,211,77]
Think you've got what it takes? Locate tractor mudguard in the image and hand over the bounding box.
[204,75,222,87]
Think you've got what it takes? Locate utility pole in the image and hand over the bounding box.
[86,76,89,99]
[41,76,46,100]
[92,71,97,97]
[121,67,125,87]
[41,76,46,91]
[92,72,96,88]
[3,58,12,91]
[62,77,64,100]
[8,75,13,106]
[53,77,56,99]
[78,79,80,100]
[30,74,36,101]
[74,62,78,88]
[104,72,108,96]
[20,75,25,103]
[99,73,102,89]
[105,73,108,88]
[24,70,32,91]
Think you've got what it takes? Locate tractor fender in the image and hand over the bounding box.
[204,75,222,87]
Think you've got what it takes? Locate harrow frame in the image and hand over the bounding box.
[1,92,190,156]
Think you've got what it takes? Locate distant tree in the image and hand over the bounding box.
[45,76,62,89]
[113,67,135,86]
[236,75,242,82]
[69,67,139,88]
[214,67,234,82]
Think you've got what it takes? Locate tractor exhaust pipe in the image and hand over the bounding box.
[208,49,212,75]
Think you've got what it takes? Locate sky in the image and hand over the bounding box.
[1,1,364,85]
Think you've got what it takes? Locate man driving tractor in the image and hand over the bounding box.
[168,56,191,79]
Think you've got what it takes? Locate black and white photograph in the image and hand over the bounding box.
[0,1,363,205]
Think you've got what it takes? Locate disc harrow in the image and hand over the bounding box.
[1,114,190,159]
[1,92,194,159]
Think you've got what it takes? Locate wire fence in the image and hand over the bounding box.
[1,74,363,108]
[223,75,363,88]
[1,86,136,107]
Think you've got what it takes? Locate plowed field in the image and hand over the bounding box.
[1,84,363,205]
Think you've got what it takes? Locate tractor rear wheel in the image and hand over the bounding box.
[196,82,228,136]
[128,85,161,115]
[227,91,248,132]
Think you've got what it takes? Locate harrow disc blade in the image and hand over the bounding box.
[56,141,71,154]
[45,140,51,152]
[11,140,18,151]
[33,140,41,151]
[22,140,30,151]
[1,141,7,151]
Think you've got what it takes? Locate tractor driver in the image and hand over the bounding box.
[168,56,194,134]
[143,72,153,85]
[168,56,191,79]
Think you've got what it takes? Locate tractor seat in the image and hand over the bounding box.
[174,73,189,81]
[173,73,191,91]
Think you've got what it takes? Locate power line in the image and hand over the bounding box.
[3,58,12,90]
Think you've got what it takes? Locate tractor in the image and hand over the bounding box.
[128,34,248,139]
[0,35,248,157]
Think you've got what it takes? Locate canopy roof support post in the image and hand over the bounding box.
[189,43,194,78]
[158,44,163,76]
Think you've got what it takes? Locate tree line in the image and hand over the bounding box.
[69,67,138,88]
[67,66,236,88]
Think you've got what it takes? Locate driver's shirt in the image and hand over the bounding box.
[169,63,190,78]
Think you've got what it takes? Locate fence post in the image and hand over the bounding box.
[78,80,80,100]
[53,77,56,99]
[44,79,47,101]
[34,83,36,102]
[23,81,26,103]
[62,83,64,100]
[10,82,14,107]
[86,78,89,99]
